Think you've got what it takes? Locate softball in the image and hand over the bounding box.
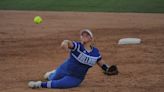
[34,16,43,24]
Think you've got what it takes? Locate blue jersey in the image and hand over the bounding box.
[59,41,102,79]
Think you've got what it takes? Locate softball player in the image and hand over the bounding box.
[28,29,118,89]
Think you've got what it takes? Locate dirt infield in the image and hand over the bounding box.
[0,10,164,92]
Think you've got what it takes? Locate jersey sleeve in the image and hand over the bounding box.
[97,56,102,62]
[71,41,79,51]
[96,48,102,62]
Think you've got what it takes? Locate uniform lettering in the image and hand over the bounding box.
[77,53,97,66]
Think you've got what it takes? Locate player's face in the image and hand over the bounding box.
[81,32,92,43]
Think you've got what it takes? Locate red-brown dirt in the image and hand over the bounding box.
[0,10,164,92]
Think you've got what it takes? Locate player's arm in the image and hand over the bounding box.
[61,40,74,51]
[97,59,118,75]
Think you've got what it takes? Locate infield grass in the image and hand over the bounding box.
[0,0,164,13]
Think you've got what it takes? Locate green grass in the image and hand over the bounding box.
[0,0,164,13]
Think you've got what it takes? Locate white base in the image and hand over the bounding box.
[118,38,141,45]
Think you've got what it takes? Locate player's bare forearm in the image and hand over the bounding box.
[97,59,105,67]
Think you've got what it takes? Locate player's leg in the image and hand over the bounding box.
[28,76,82,89]
[44,69,56,80]
[44,67,67,81]
[41,76,83,88]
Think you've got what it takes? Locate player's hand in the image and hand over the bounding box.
[61,40,70,51]
[104,65,119,75]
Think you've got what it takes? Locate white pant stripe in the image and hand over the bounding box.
[47,81,52,88]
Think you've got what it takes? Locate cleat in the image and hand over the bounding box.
[28,81,42,89]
